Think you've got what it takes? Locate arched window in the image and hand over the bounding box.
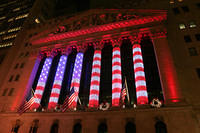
[73,123,82,133]
[125,122,136,133]
[50,120,59,133]
[11,119,21,133]
[29,119,39,133]
[155,121,167,133]
[98,123,107,133]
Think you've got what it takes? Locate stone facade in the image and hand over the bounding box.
[0,0,200,133]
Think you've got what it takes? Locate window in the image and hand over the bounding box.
[178,0,183,2]
[2,88,8,96]
[172,8,180,15]
[20,63,25,68]
[169,0,174,4]
[15,13,29,20]
[73,123,82,133]
[13,7,20,12]
[188,47,198,56]
[9,75,14,82]
[25,52,29,57]
[179,23,186,29]
[8,88,14,96]
[3,34,17,40]
[15,74,20,81]
[155,121,167,133]
[98,123,107,133]
[189,21,197,28]
[8,27,21,33]
[195,34,200,41]
[0,31,5,35]
[0,16,6,20]
[184,35,192,43]
[125,122,136,133]
[0,54,5,64]
[181,6,189,12]
[29,119,39,133]
[196,68,200,78]
[50,121,59,133]
[14,63,19,69]
[0,42,13,48]
[11,119,21,133]
[196,3,200,9]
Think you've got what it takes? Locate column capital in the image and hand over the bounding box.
[150,29,167,39]
[93,41,104,50]
[77,43,87,53]
[61,47,69,56]
[111,38,122,47]
[130,34,142,44]
[40,49,54,58]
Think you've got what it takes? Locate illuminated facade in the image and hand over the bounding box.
[0,0,200,133]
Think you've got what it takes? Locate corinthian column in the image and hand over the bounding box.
[31,51,53,109]
[132,36,148,105]
[111,39,122,107]
[69,47,84,109]
[89,42,103,108]
[48,49,68,109]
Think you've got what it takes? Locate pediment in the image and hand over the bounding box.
[31,9,167,45]
[59,9,166,32]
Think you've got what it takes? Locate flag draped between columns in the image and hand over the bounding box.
[24,36,152,112]
[31,57,53,109]
[69,52,84,109]
[48,55,68,109]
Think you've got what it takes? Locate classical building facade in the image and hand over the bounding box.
[0,0,200,133]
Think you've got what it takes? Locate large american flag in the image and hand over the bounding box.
[62,87,77,112]
[18,96,35,115]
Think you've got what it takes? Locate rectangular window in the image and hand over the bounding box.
[181,6,189,12]
[14,63,19,69]
[196,68,200,78]
[8,75,13,82]
[0,54,5,64]
[172,8,180,15]
[8,88,14,96]
[188,47,198,56]
[179,23,186,29]
[15,74,20,81]
[184,35,192,43]
[20,63,25,68]
[189,21,197,28]
[196,3,200,9]
[2,88,8,96]
[195,34,200,41]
